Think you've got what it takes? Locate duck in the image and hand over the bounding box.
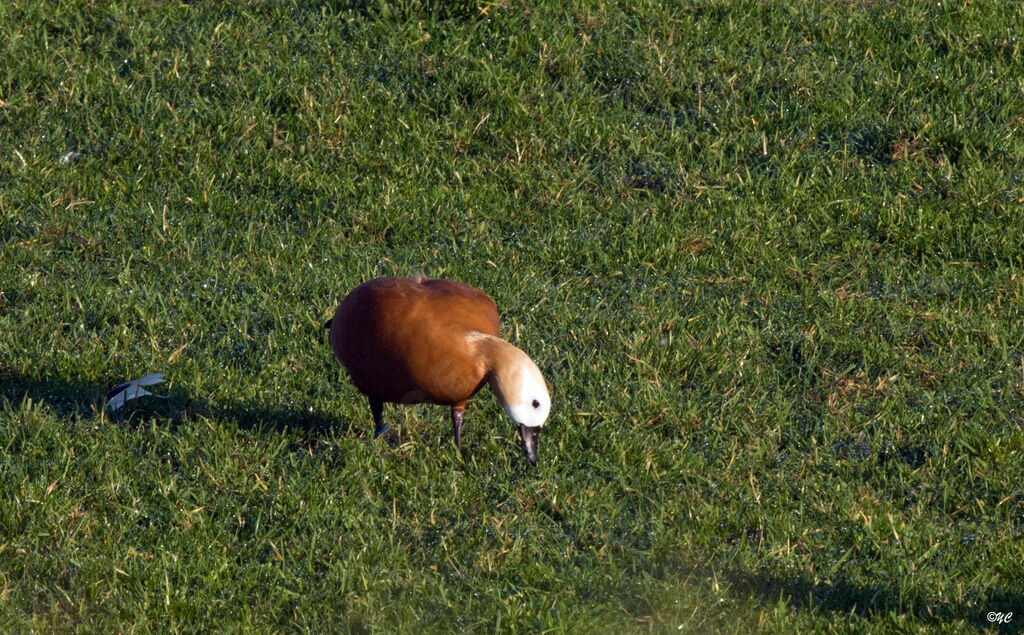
[325,275,550,465]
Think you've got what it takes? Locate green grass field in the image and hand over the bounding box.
[2,0,1023,631]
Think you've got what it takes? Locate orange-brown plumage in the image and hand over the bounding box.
[330,277,499,406]
[327,276,551,464]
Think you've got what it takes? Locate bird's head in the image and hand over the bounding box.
[487,344,550,466]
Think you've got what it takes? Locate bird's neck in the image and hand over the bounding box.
[464,331,519,374]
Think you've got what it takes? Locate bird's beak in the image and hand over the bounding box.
[518,424,539,466]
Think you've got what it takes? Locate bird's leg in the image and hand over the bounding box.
[451,406,465,449]
[370,397,387,438]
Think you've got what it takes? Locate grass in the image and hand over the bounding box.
[2,0,1023,631]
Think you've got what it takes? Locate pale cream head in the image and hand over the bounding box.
[468,332,551,429]
[496,351,551,429]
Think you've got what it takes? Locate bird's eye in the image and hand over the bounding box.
[532,399,540,409]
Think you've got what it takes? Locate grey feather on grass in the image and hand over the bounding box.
[106,373,168,411]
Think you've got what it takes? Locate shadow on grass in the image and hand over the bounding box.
[723,568,1022,631]
[0,370,351,437]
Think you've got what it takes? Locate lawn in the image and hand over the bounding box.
[2,0,1023,631]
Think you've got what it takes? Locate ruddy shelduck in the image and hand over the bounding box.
[326,276,550,464]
